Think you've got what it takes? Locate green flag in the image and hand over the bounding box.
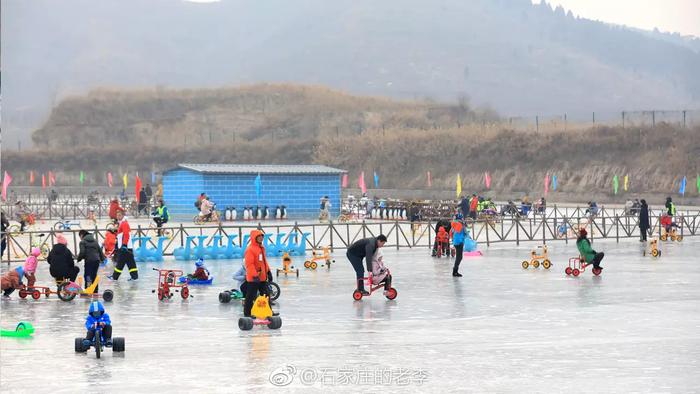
[697,174,700,194]
[613,175,619,195]
[80,171,85,185]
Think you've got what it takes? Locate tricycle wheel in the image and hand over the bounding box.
[268,281,281,301]
[310,262,318,269]
[304,261,311,268]
[181,286,190,299]
[385,287,398,300]
[238,317,254,331]
[676,235,683,242]
[521,261,529,269]
[75,337,87,353]
[532,260,540,268]
[219,291,231,303]
[565,267,572,276]
[102,289,114,302]
[157,288,165,301]
[572,268,580,277]
[592,267,602,276]
[651,249,659,257]
[353,290,363,301]
[57,283,77,301]
[18,289,28,299]
[268,316,282,330]
[95,334,102,359]
[542,259,551,269]
[44,288,51,297]
[112,337,125,352]
[32,290,41,300]
[660,234,667,241]
[295,269,299,278]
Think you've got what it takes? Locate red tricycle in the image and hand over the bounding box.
[435,240,453,258]
[17,284,52,300]
[352,271,397,301]
[152,268,190,300]
[565,256,602,277]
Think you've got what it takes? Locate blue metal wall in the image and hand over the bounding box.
[163,169,341,219]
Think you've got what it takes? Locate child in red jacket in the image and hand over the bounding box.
[436,227,449,256]
[187,258,210,281]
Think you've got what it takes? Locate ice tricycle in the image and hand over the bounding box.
[152,268,191,300]
[277,253,299,277]
[565,256,602,277]
[643,238,661,258]
[17,284,53,300]
[57,276,114,302]
[238,295,282,331]
[521,245,552,269]
[352,271,397,301]
[435,241,453,258]
[303,247,334,270]
[1,322,35,338]
[219,280,281,304]
[660,228,683,242]
[74,323,124,359]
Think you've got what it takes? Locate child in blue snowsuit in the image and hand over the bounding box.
[84,301,112,346]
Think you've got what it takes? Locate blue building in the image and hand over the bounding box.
[163,163,345,219]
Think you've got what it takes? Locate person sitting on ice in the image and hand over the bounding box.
[576,228,603,271]
[1,266,26,298]
[187,258,210,281]
[83,301,112,347]
[371,249,393,294]
[23,247,41,288]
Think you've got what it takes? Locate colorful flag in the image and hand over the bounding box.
[123,173,128,189]
[341,174,348,188]
[373,171,379,188]
[135,174,142,202]
[552,175,557,191]
[151,172,156,184]
[456,173,462,198]
[624,175,629,192]
[679,176,687,196]
[613,175,619,195]
[48,171,56,186]
[42,174,46,189]
[107,172,113,188]
[254,173,262,197]
[544,174,550,196]
[697,174,700,194]
[427,171,432,188]
[79,171,85,185]
[2,172,12,201]
[29,171,35,185]
[484,172,491,189]
[358,172,367,194]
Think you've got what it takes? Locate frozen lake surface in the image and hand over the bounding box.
[1,238,699,393]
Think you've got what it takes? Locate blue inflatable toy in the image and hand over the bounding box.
[133,236,152,262]
[174,236,197,261]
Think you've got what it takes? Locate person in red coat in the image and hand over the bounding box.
[108,198,122,221]
[243,230,271,317]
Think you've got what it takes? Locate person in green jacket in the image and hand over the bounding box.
[576,228,603,271]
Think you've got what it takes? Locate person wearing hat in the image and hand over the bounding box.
[243,230,271,317]
[48,233,80,284]
[83,301,112,347]
[576,228,604,271]
[1,266,25,297]
[109,209,138,281]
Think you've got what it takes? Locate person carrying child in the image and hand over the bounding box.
[23,247,41,288]
[48,233,80,284]
[77,230,106,291]
[83,301,112,347]
[1,266,26,297]
[371,249,392,294]
[576,228,604,271]
[188,258,210,281]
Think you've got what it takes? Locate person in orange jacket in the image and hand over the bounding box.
[436,227,449,256]
[243,229,272,317]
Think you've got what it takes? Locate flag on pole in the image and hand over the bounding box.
[358,172,367,194]
[29,171,35,185]
[107,172,113,187]
[123,173,128,189]
[484,172,491,189]
[135,174,142,202]
[552,174,557,191]
[624,175,629,192]
[42,174,46,189]
[2,172,12,201]
[341,174,348,188]
[679,176,687,196]
[696,174,700,194]
[427,171,432,188]
[151,172,156,184]
[456,174,462,198]
[80,171,85,185]
[373,171,379,188]
[254,173,262,197]
[613,175,619,195]
[544,174,550,196]
[48,171,56,186]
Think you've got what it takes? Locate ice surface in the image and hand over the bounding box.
[1,238,699,393]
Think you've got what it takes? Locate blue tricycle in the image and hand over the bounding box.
[74,323,125,359]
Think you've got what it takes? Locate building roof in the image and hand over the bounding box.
[170,163,346,175]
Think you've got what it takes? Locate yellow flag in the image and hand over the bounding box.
[123,173,128,189]
[624,175,629,191]
[456,173,462,198]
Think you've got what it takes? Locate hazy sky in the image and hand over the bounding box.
[537,0,700,37]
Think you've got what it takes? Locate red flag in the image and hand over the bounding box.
[135,174,143,202]
[357,171,367,194]
[427,171,432,188]
[48,171,56,186]
[29,171,35,185]
[107,172,113,187]
[2,172,12,201]
[485,172,491,189]
[544,174,550,196]
[42,174,46,189]
[341,174,348,188]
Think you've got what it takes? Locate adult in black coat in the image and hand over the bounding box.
[638,199,650,241]
[138,188,148,214]
[47,235,79,282]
